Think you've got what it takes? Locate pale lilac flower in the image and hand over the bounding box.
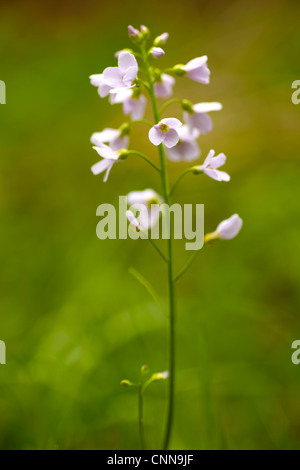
[123,94,147,120]
[149,118,182,148]
[184,102,222,134]
[89,74,111,98]
[166,125,200,162]
[127,189,163,229]
[154,74,175,99]
[184,56,210,84]
[110,88,147,120]
[91,144,122,182]
[197,149,230,182]
[154,32,169,46]
[126,210,141,231]
[102,52,138,94]
[91,128,129,151]
[213,214,243,240]
[150,47,165,58]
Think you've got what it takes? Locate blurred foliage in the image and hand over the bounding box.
[0,0,300,450]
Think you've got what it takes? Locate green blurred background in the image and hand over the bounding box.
[1,0,300,450]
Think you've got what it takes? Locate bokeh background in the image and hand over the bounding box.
[0,0,300,450]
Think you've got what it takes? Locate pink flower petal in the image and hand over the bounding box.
[103,162,114,182]
[118,52,138,73]
[161,117,182,129]
[185,56,208,71]
[102,67,123,88]
[149,127,164,146]
[91,159,111,175]
[215,170,230,182]
[163,128,180,148]
[193,102,223,113]
[202,149,215,167]
[92,145,118,160]
[210,153,226,169]
[123,66,138,86]
[184,112,213,134]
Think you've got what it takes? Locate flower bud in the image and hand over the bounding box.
[140,25,150,40]
[150,47,165,58]
[128,25,142,44]
[153,32,169,47]
[141,365,150,375]
[120,380,134,388]
[151,371,169,382]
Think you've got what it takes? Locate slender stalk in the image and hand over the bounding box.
[129,267,167,316]
[138,385,146,450]
[127,150,160,172]
[159,98,183,117]
[169,169,194,197]
[141,45,176,450]
[147,237,169,263]
[131,119,153,128]
[174,249,201,282]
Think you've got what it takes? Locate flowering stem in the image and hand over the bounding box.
[127,151,160,172]
[169,169,194,197]
[138,385,146,450]
[159,98,183,117]
[141,44,176,451]
[131,119,153,128]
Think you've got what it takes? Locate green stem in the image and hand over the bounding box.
[175,249,201,282]
[138,385,146,450]
[131,119,153,128]
[129,267,167,316]
[169,169,194,197]
[141,45,176,451]
[127,150,160,172]
[159,98,183,117]
[147,237,169,263]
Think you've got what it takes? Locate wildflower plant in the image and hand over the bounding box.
[89,24,243,450]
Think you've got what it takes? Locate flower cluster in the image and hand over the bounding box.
[89,24,242,240]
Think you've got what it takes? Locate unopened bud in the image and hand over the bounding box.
[150,47,165,58]
[140,25,150,40]
[153,32,169,47]
[128,25,142,44]
[141,365,150,375]
[120,380,134,388]
[151,371,169,382]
